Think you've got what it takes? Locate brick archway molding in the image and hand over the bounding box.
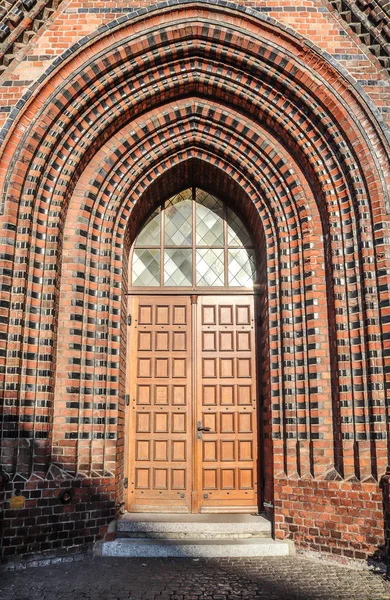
[1,0,390,562]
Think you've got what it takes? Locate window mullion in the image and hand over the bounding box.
[161,203,165,287]
[192,186,196,288]
[224,202,228,287]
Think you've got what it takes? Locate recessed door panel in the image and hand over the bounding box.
[220,331,234,351]
[136,440,150,461]
[155,358,169,378]
[221,413,235,433]
[137,385,151,405]
[173,358,186,378]
[203,331,217,351]
[172,385,186,405]
[156,331,169,351]
[220,385,234,405]
[173,332,186,351]
[154,440,168,461]
[155,385,169,405]
[156,305,169,325]
[138,331,152,351]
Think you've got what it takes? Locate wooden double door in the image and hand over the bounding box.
[126,295,259,513]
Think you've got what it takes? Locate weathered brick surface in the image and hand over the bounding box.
[1,0,390,129]
[274,479,385,561]
[0,0,390,563]
[0,474,115,560]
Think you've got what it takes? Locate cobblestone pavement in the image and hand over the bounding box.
[1,556,390,600]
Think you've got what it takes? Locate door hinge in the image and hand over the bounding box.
[127,314,132,326]
[124,477,128,489]
[125,394,130,406]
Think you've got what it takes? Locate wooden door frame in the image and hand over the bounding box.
[124,290,262,514]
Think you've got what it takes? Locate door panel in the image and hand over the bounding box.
[196,296,258,513]
[127,294,258,513]
[127,296,192,512]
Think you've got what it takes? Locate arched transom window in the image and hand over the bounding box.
[131,188,256,289]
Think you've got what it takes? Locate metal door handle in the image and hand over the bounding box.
[197,426,211,432]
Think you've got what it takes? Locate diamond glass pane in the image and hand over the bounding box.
[164,189,192,246]
[227,209,252,247]
[164,249,192,286]
[196,249,224,286]
[228,249,256,287]
[166,188,192,204]
[196,191,224,246]
[135,209,161,246]
[132,249,160,286]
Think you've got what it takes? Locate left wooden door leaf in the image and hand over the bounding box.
[127,296,193,512]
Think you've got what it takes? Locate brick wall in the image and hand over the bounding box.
[1,0,390,131]
[1,472,115,560]
[0,0,390,563]
[274,479,384,561]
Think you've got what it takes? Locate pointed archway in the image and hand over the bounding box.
[0,1,389,559]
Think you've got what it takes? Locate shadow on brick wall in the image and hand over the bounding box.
[370,466,390,577]
[0,469,116,563]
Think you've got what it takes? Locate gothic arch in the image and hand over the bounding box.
[1,0,390,557]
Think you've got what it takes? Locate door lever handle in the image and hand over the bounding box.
[197,426,211,432]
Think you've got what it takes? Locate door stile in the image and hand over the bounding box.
[254,296,264,510]
[194,305,203,510]
[191,294,200,512]
[125,295,137,512]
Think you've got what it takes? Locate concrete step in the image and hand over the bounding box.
[99,537,294,558]
[117,531,271,539]
[95,513,294,558]
[117,513,271,539]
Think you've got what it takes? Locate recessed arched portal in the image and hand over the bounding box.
[1,0,390,559]
[126,187,260,513]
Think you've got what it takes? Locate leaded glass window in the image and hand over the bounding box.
[131,188,256,288]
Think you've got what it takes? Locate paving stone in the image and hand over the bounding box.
[1,556,390,600]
